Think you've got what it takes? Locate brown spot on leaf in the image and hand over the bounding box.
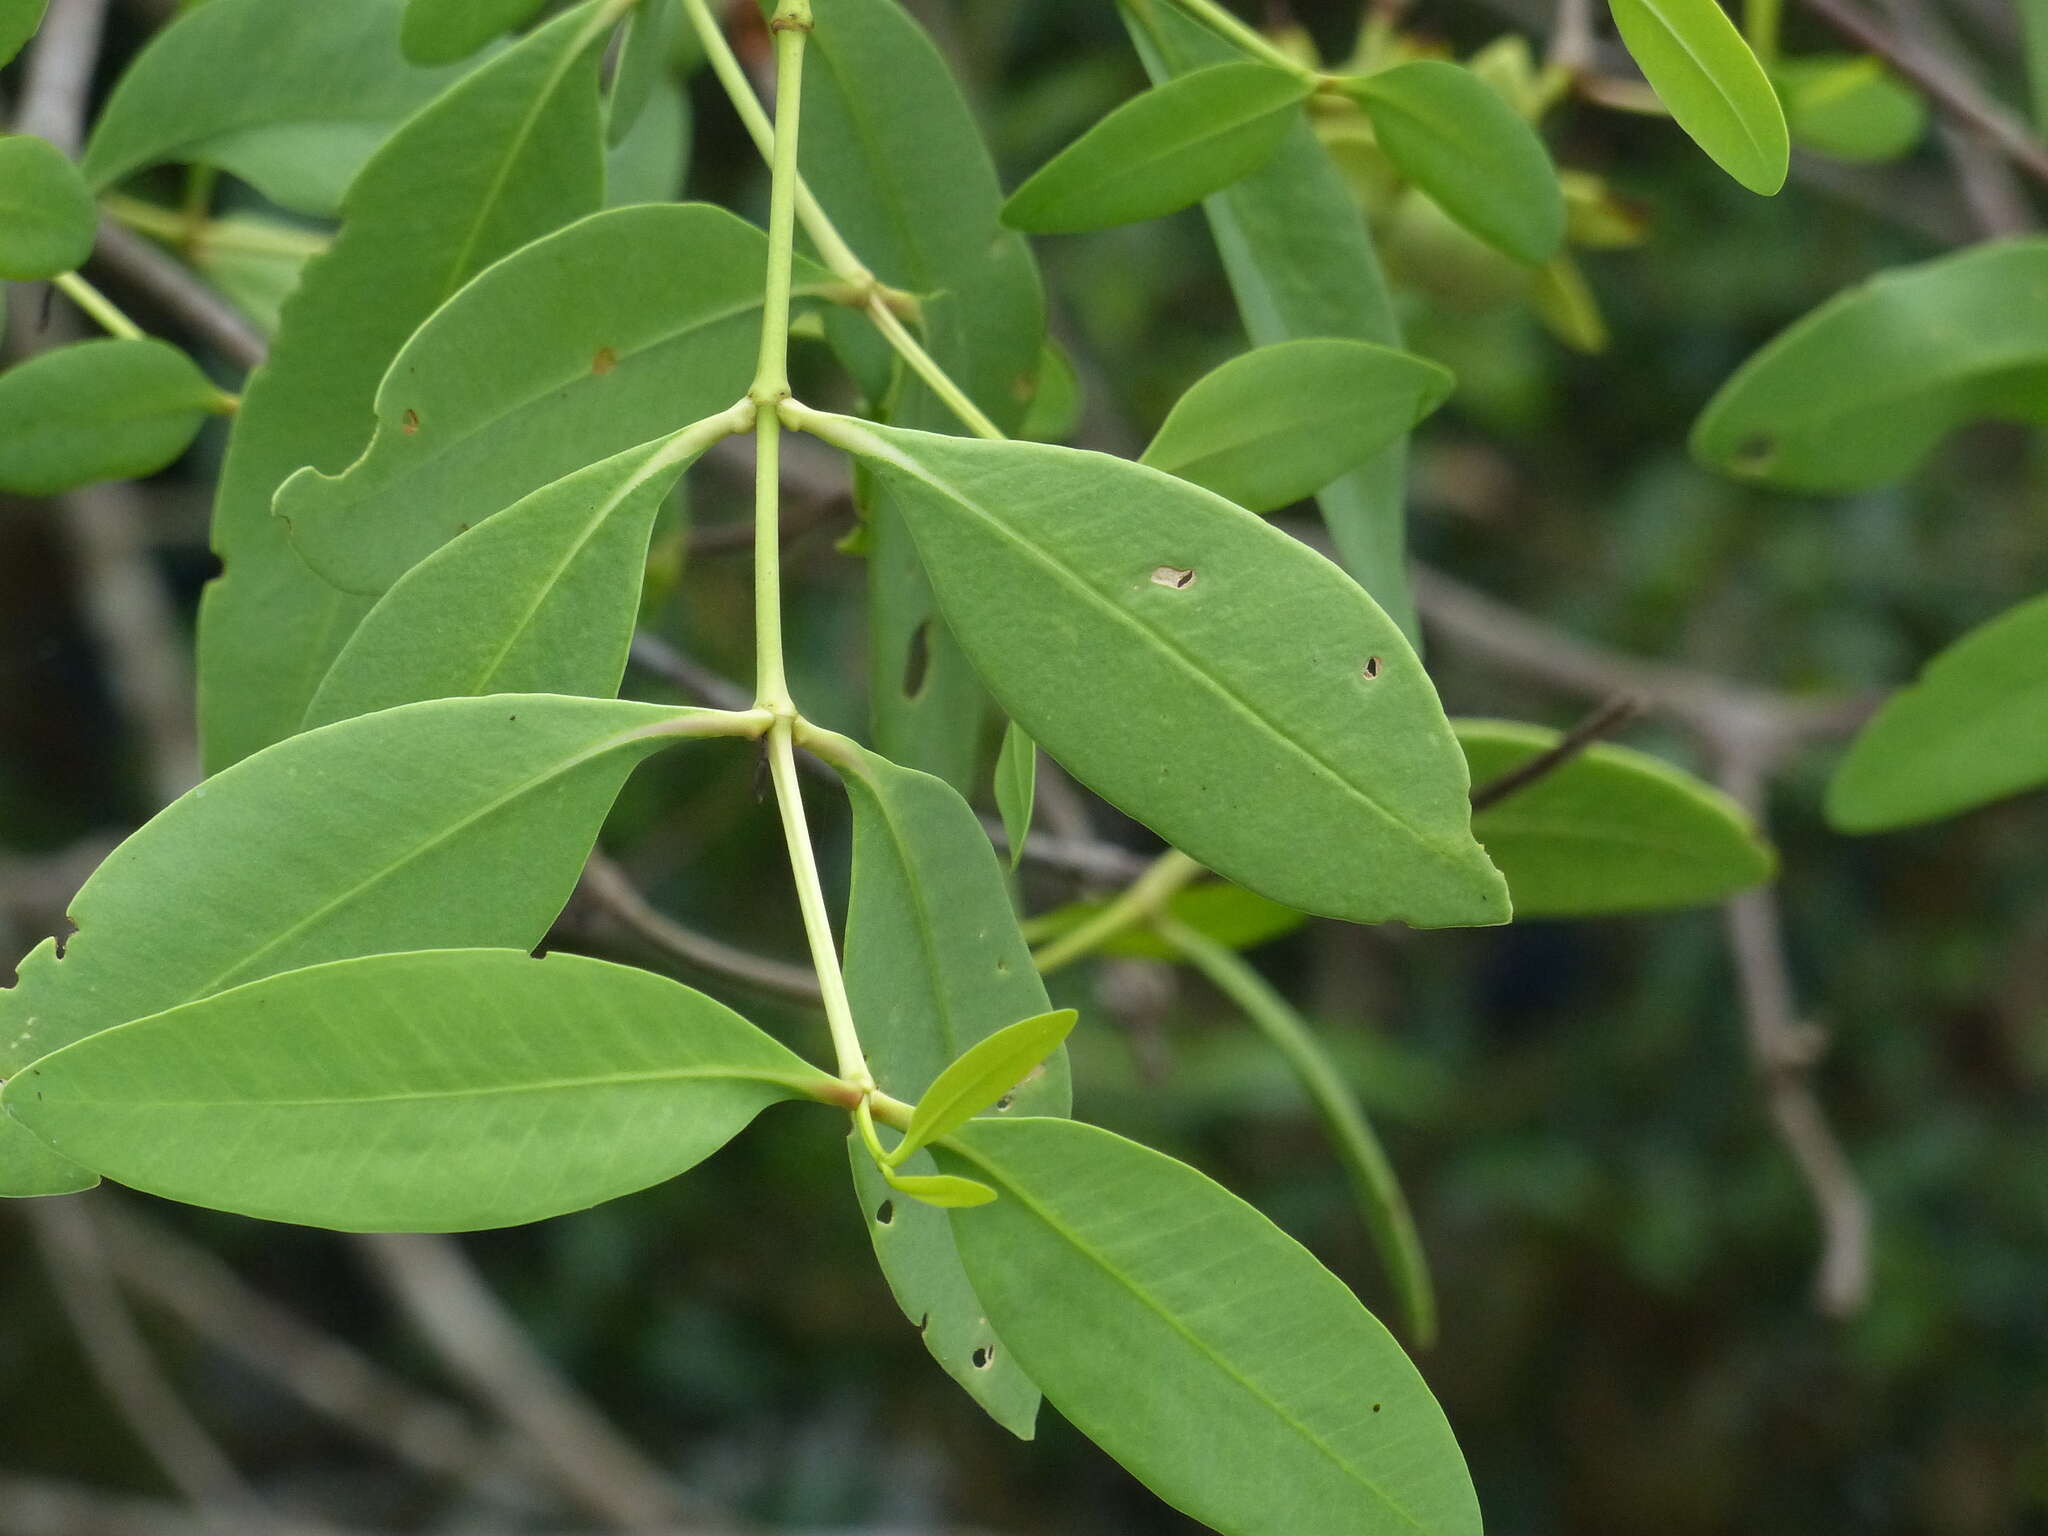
[1151,565,1195,590]
[401,409,420,435]
[591,346,618,375]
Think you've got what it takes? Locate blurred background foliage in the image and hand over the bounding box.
[3,0,2047,1531]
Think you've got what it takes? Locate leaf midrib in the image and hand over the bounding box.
[39,1064,810,1112]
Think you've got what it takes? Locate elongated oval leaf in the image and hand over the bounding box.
[1827,592,2048,832]
[197,1,612,771]
[276,203,821,596]
[304,421,723,726]
[1003,61,1310,234]
[1127,0,1417,637]
[810,416,1508,928]
[0,0,49,69]
[994,720,1036,868]
[1140,338,1451,514]
[880,1170,998,1208]
[0,692,721,1189]
[1342,61,1564,265]
[939,1117,1481,1536]
[82,0,477,218]
[0,339,214,495]
[402,0,548,64]
[836,740,1066,1436]
[1692,239,2048,491]
[897,1010,1077,1164]
[1459,719,1774,914]
[4,950,829,1231]
[0,135,95,280]
[1607,0,1788,194]
[1775,54,1925,163]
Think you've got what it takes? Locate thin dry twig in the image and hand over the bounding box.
[23,1200,259,1516]
[88,220,269,370]
[354,1233,713,1532]
[1468,693,1644,812]
[577,852,824,1001]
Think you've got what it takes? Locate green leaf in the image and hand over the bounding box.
[938,1117,1482,1536]
[191,217,319,336]
[0,692,712,1196]
[836,741,1066,1435]
[994,720,1036,869]
[401,0,548,64]
[1459,718,1775,915]
[1139,338,1451,514]
[812,416,1509,928]
[1826,592,2048,832]
[0,1122,96,1199]
[847,1142,1042,1435]
[0,0,49,70]
[1605,0,1789,194]
[800,0,1046,789]
[895,1010,1077,1165]
[196,1,613,772]
[1774,54,1926,163]
[605,0,675,146]
[1691,240,2048,491]
[604,74,689,206]
[1341,61,1564,265]
[0,135,96,280]
[82,0,478,218]
[276,203,817,597]
[1002,61,1311,234]
[304,422,724,727]
[1028,881,1307,962]
[0,339,215,496]
[4,949,827,1231]
[1127,0,1417,638]
[879,1169,998,1208]
[1161,918,1435,1347]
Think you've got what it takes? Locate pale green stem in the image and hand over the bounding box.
[863,295,1004,440]
[1156,914,1436,1346]
[677,0,872,284]
[1031,849,1205,974]
[768,717,872,1088]
[1161,0,1318,78]
[749,1,811,712]
[53,271,143,341]
[105,195,333,260]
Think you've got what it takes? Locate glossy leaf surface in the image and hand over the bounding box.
[819,418,1508,928]
[1606,0,1788,194]
[305,427,716,726]
[837,741,1065,1434]
[941,1117,1482,1536]
[277,203,812,596]
[0,694,703,1132]
[197,2,611,770]
[896,1010,1077,1164]
[994,721,1036,869]
[1343,61,1564,265]
[1002,61,1310,234]
[5,950,825,1231]
[1692,239,2048,491]
[1460,719,1774,915]
[1128,0,1416,636]
[1140,338,1451,514]
[0,339,214,495]
[82,0,474,217]
[0,135,96,280]
[401,0,548,63]
[1827,592,2048,832]
[1775,54,1925,162]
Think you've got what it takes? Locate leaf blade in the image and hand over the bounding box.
[994,721,1037,869]
[896,1009,1078,1164]
[815,418,1509,928]
[1139,337,1451,514]
[4,950,827,1231]
[0,134,96,281]
[940,1117,1482,1536]
[0,339,214,495]
[1002,60,1311,234]
[1606,0,1789,194]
